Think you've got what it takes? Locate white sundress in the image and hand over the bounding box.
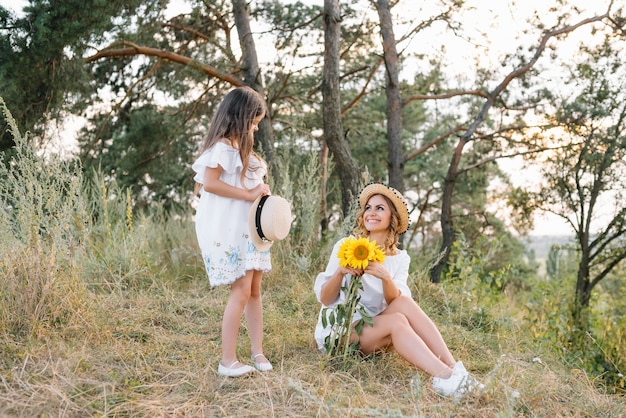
[192,142,271,287]
[313,238,411,352]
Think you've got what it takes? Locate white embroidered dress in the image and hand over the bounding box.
[313,238,411,352]
[193,142,271,287]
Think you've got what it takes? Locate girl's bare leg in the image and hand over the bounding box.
[244,270,269,364]
[220,271,253,366]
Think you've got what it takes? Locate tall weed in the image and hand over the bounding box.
[0,99,88,254]
[79,175,152,291]
[79,173,197,292]
[440,234,511,335]
[271,151,326,272]
[0,97,91,337]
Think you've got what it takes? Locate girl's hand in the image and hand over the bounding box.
[250,183,271,201]
[364,261,391,282]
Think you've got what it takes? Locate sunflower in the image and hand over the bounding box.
[338,237,385,270]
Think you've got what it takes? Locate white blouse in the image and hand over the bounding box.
[313,238,411,351]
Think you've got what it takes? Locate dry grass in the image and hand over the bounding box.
[0,102,623,416]
[0,241,624,418]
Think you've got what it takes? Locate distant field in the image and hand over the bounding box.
[524,235,573,259]
[522,235,574,276]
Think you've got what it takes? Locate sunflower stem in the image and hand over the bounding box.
[324,237,385,363]
[340,275,361,358]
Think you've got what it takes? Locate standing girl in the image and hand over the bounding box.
[193,86,273,377]
[314,183,483,398]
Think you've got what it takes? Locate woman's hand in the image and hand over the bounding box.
[366,261,400,302]
[320,265,362,306]
[364,261,392,283]
[339,266,363,277]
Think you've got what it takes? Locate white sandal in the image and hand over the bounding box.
[252,354,273,372]
[218,360,255,377]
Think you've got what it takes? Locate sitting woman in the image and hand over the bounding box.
[313,183,483,398]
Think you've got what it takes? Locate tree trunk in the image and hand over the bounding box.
[570,229,592,329]
[573,261,591,322]
[374,0,403,192]
[232,0,278,183]
[319,141,329,233]
[323,0,361,215]
[430,138,466,283]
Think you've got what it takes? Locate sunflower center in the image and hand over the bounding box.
[353,245,370,260]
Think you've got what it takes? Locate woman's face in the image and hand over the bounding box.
[363,194,392,234]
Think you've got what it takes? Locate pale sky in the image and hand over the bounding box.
[0,0,26,14]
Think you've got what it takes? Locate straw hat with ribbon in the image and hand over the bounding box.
[248,195,292,251]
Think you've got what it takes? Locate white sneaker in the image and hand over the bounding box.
[432,362,467,397]
[218,361,255,377]
[432,361,484,399]
[457,361,486,392]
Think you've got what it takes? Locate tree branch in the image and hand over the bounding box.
[161,22,212,42]
[341,60,383,116]
[460,10,611,145]
[457,144,573,175]
[404,126,465,161]
[403,90,488,106]
[85,41,244,87]
[589,208,626,260]
[589,250,626,291]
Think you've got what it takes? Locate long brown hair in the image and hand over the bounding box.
[353,194,401,255]
[199,86,267,187]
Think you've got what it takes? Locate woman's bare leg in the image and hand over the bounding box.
[357,312,453,378]
[383,296,456,367]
